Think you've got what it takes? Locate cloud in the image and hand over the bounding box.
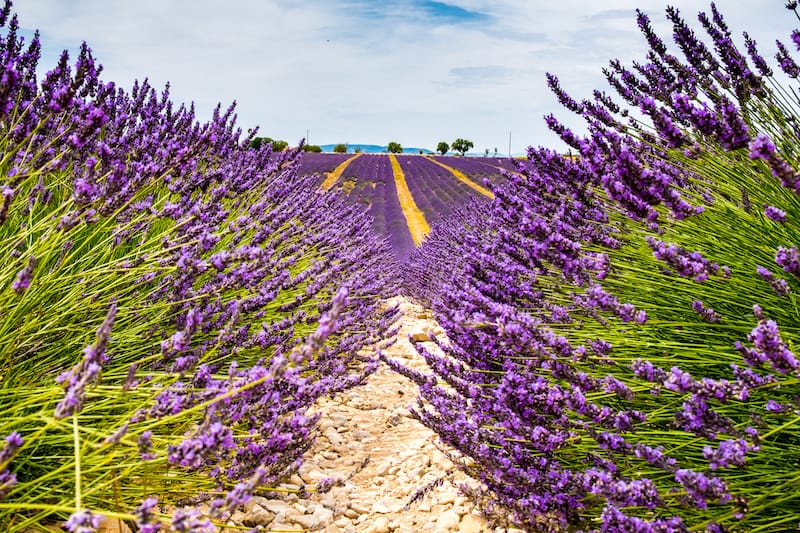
[445,65,517,87]
[11,1,796,153]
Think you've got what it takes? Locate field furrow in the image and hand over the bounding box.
[388,154,430,247]
[321,153,363,190]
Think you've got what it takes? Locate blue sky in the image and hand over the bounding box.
[13,1,799,154]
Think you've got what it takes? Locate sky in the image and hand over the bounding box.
[13,1,800,154]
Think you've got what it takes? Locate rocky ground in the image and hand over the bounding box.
[220,296,497,533]
[89,296,513,533]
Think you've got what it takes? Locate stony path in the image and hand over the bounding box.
[226,296,494,533]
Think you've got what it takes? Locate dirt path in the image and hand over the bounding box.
[226,296,494,533]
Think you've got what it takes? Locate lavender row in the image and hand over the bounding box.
[401,3,800,532]
[0,2,398,530]
[395,155,490,228]
[297,151,354,176]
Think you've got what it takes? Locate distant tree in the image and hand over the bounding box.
[250,137,288,151]
[333,143,347,153]
[419,150,424,154]
[436,141,449,155]
[387,141,403,154]
[451,138,473,156]
[302,144,322,153]
[354,147,363,154]
[493,147,498,157]
[484,148,489,157]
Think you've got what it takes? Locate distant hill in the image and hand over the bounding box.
[319,143,434,154]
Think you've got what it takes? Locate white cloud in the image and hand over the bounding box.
[13,0,797,153]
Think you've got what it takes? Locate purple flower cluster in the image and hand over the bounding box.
[54,303,117,419]
[0,1,401,527]
[399,4,800,531]
[0,432,22,500]
[646,237,720,282]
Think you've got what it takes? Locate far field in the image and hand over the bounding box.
[299,153,516,258]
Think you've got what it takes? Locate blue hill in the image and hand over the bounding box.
[319,143,433,154]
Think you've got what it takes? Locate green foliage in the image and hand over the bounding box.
[451,138,473,156]
[333,143,347,153]
[302,144,322,152]
[436,141,449,155]
[250,137,288,151]
[387,141,402,154]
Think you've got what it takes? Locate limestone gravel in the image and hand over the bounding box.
[229,296,496,533]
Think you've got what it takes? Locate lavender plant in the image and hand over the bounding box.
[0,2,397,530]
[403,3,800,531]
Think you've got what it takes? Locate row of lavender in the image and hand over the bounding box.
[0,3,397,531]
[402,4,800,532]
[301,153,504,259]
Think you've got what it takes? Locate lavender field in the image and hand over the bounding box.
[4,1,800,532]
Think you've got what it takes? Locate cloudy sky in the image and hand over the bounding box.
[14,1,798,154]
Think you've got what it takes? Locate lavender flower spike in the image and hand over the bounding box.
[11,256,35,295]
[65,510,101,533]
[293,286,349,364]
[55,302,118,418]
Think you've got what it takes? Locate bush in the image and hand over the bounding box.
[0,6,396,531]
[387,141,402,154]
[401,4,800,531]
[333,143,347,153]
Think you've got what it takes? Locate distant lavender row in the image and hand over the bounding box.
[306,154,504,258]
[297,151,354,175]
[396,155,490,229]
[432,155,518,176]
[334,154,416,259]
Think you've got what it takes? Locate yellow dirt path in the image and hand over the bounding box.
[427,158,494,199]
[389,154,430,246]
[321,153,362,191]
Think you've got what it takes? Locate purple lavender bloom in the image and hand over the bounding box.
[775,246,800,278]
[0,432,23,499]
[743,32,773,77]
[735,318,799,373]
[65,510,101,533]
[756,265,791,296]
[138,431,156,461]
[764,205,787,223]
[0,185,12,225]
[702,438,755,469]
[692,300,720,322]
[134,497,161,533]
[674,469,731,509]
[776,39,800,78]
[55,303,117,418]
[765,399,790,413]
[171,508,213,533]
[11,256,35,295]
[646,237,719,281]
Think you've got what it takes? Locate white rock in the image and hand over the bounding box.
[349,501,371,515]
[458,514,488,533]
[437,509,462,530]
[257,498,289,515]
[323,427,344,446]
[366,516,390,533]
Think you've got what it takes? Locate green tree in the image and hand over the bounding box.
[387,141,403,153]
[484,148,489,157]
[302,144,322,153]
[333,143,347,153]
[250,137,288,151]
[436,141,449,155]
[451,138,473,156]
